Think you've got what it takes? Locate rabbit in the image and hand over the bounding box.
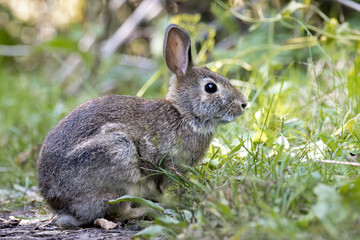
[37,24,248,229]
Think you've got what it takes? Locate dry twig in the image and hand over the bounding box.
[334,0,360,12]
[313,159,360,166]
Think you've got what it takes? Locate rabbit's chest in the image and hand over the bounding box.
[140,132,212,171]
[135,133,195,170]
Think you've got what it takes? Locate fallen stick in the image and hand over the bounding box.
[313,159,360,166]
[334,0,360,12]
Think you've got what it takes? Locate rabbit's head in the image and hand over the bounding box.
[164,24,247,134]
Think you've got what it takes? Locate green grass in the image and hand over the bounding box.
[1,1,360,239]
[0,70,93,202]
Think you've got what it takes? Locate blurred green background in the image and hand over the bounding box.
[1,0,360,238]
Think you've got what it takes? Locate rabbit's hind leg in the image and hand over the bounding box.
[55,199,107,229]
[107,201,156,222]
[55,214,83,229]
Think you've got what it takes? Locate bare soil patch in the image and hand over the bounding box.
[0,208,142,240]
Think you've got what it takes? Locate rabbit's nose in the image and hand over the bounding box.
[237,97,247,111]
[241,101,247,110]
[233,98,247,115]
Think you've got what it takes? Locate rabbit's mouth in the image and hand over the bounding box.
[219,98,247,123]
[219,112,242,124]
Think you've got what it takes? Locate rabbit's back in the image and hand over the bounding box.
[39,95,179,159]
[38,95,178,181]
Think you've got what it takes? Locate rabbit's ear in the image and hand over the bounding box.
[164,24,192,77]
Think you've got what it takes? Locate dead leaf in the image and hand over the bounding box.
[0,217,21,227]
[94,218,117,230]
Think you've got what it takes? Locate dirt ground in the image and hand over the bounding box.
[0,208,143,240]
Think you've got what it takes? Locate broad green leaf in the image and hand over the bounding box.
[132,225,167,239]
[155,215,187,228]
[109,195,164,212]
[312,184,348,235]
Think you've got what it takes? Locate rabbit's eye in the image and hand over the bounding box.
[205,83,217,94]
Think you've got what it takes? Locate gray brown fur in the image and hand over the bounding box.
[37,24,247,228]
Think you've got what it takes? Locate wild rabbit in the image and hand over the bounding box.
[37,24,247,228]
